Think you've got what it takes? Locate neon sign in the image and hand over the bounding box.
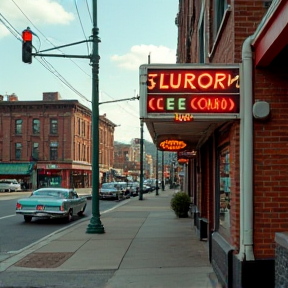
[159,140,187,151]
[145,67,240,114]
[174,113,193,122]
[178,150,197,159]
[148,95,239,113]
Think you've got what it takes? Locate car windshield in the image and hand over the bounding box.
[101,183,116,189]
[32,190,68,199]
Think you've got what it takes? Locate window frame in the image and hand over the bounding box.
[15,119,22,135]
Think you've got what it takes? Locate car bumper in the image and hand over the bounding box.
[16,210,69,219]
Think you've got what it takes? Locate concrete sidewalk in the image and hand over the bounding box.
[0,188,218,288]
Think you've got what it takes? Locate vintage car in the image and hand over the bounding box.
[0,179,21,192]
[16,188,87,223]
[99,182,128,200]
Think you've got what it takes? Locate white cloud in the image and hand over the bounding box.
[0,0,74,38]
[111,45,176,70]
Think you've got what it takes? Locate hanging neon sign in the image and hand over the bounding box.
[174,113,194,122]
[145,67,240,114]
[159,140,187,151]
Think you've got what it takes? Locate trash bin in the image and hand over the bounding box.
[199,218,208,240]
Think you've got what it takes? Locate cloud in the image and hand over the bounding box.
[111,45,176,70]
[0,0,74,38]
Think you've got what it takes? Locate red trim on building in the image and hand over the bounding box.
[252,1,288,67]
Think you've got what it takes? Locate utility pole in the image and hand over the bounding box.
[162,150,165,191]
[139,120,144,200]
[86,0,104,233]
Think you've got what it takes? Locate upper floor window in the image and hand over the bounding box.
[50,119,58,134]
[78,118,81,135]
[32,142,39,160]
[33,119,40,134]
[15,143,22,160]
[50,141,58,161]
[15,119,22,135]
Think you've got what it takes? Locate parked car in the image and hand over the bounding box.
[128,182,140,197]
[0,179,21,192]
[15,188,87,223]
[100,182,128,200]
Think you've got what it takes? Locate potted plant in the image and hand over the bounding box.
[170,191,191,218]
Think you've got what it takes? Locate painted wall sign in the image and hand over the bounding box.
[139,64,240,118]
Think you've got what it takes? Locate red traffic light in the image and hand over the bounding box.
[22,28,32,42]
[22,27,33,64]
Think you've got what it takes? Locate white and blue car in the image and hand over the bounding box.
[16,188,87,223]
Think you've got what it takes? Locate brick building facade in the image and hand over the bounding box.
[0,92,116,190]
[174,1,288,287]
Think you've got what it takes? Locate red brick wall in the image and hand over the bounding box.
[253,65,288,258]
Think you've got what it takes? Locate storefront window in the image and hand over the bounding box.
[219,146,231,234]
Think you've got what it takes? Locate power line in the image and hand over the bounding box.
[0,4,91,103]
[11,0,91,78]
[74,0,90,54]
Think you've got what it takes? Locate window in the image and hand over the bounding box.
[218,146,231,235]
[32,142,39,160]
[50,142,58,160]
[33,119,40,134]
[15,143,22,160]
[15,119,22,135]
[50,119,58,134]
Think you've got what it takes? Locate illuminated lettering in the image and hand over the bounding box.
[171,73,181,89]
[147,73,157,90]
[147,69,239,93]
[214,73,226,89]
[157,98,164,110]
[167,98,175,110]
[184,74,196,89]
[159,140,187,151]
[198,73,213,89]
[178,98,186,110]
[174,113,193,122]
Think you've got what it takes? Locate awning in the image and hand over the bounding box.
[0,162,35,175]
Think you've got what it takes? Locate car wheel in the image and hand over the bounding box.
[77,204,86,216]
[24,215,32,223]
[65,209,73,222]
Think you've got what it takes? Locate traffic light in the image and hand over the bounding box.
[22,27,33,64]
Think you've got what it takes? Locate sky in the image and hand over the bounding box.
[0,0,178,144]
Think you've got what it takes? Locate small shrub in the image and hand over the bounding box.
[170,192,191,218]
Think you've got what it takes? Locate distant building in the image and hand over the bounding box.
[0,92,116,189]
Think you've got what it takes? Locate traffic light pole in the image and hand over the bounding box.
[86,0,104,233]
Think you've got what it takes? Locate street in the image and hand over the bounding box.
[0,193,123,258]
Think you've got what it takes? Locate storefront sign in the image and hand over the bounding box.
[177,150,197,159]
[139,64,240,119]
[174,113,194,122]
[159,139,187,151]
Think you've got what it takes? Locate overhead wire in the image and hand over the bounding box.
[74,0,90,54]
[0,11,91,103]
[10,0,91,78]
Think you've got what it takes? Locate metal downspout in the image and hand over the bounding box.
[237,0,280,261]
[241,36,255,261]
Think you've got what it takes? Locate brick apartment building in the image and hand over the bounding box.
[172,1,288,287]
[0,92,116,189]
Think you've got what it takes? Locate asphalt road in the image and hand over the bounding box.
[0,193,122,256]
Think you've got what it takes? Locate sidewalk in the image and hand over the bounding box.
[0,188,218,288]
